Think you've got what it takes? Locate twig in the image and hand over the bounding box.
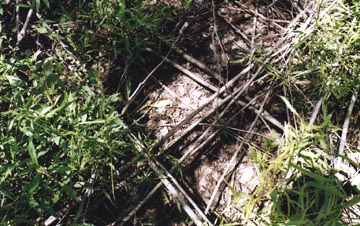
[117,129,218,225]
[126,131,212,226]
[335,91,358,172]
[150,50,218,92]
[117,99,245,224]
[113,88,283,225]
[121,22,188,115]
[17,7,34,45]
[248,5,258,80]
[158,64,258,154]
[205,84,273,213]
[161,53,283,132]
[270,3,317,61]
[149,0,305,153]
[157,54,287,154]
[34,13,79,60]
[118,1,308,222]
[243,96,284,131]
[210,0,223,76]
[181,90,281,165]
[153,64,252,152]
[172,46,222,81]
[16,0,20,37]
[309,97,323,126]
[152,76,197,110]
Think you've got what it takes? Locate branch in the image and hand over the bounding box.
[112,87,282,225]
[121,22,188,116]
[308,97,323,126]
[205,84,273,213]
[335,91,358,175]
[17,7,34,45]
[124,131,213,226]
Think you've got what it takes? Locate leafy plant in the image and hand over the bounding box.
[225,99,359,225]
[0,52,135,224]
[0,0,195,223]
[288,0,360,101]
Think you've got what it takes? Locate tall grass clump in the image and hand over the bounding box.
[53,0,190,63]
[0,0,194,224]
[227,114,359,225]
[289,0,360,101]
[224,0,360,224]
[0,52,135,224]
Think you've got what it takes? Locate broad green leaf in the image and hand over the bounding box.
[342,195,360,208]
[55,166,72,173]
[28,194,38,208]
[8,119,15,130]
[30,50,42,62]
[43,59,53,76]
[82,85,95,96]
[108,93,120,102]
[37,149,49,158]
[280,96,299,117]
[81,114,88,122]
[45,74,65,88]
[107,117,125,127]
[52,190,61,204]
[35,0,40,12]
[62,185,80,202]
[291,164,326,182]
[45,103,65,118]
[28,174,41,194]
[28,140,39,166]
[42,0,49,8]
[73,181,85,188]
[40,106,53,116]
[52,136,61,145]
[34,26,47,34]
[0,164,15,183]
[5,75,23,86]
[151,99,172,108]
[0,186,14,199]
[49,33,64,41]
[306,181,345,198]
[15,3,31,8]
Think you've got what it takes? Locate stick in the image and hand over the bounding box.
[126,131,212,226]
[160,55,219,92]
[121,22,188,115]
[172,47,222,81]
[335,91,358,172]
[17,8,33,45]
[153,64,252,152]
[309,97,323,126]
[204,83,273,213]
[113,88,284,225]
[158,64,258,154]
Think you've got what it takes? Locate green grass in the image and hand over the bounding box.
[0,52,133,224]
[222,0,360,225]
[0,0,189,224]
[288,0,360,101]
[226,108,359,225]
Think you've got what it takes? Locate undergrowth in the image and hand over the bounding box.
[0,0,190,224]
[0,53,131,224]
[1,0,360,225]
[224,0,360,225]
